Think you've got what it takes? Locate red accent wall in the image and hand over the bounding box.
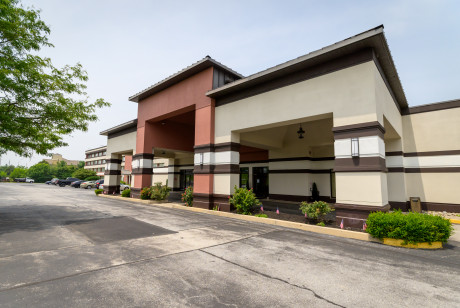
[124,155,132,171]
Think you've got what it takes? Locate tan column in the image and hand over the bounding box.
[333,121,389,228]
[103,154,122,194]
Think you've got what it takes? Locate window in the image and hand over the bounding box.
[103,151,106,156]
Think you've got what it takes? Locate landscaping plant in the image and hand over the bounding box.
[229,186,261,215]
[366,210,453,244]
[121,189,130,198]
[181,186,193,207]
[150,181,171,201]
[299,201,333,222]
[255,213,268,218]
[94,189,103,195]
[140,187,151,200]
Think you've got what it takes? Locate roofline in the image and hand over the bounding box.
[85,145,107,153]
[100,119,138,136]
[402,98,460,115]
[128,56,243,103]
[206,25,407,109]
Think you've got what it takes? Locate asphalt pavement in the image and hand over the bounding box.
[0,183,459,307]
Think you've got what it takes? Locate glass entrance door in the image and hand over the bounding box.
[252,167,269,198]
[180,169,194,190]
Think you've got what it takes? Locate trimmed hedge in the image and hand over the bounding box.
[366,210,453,244]
[95,189,103,195]
[121,189,130,198]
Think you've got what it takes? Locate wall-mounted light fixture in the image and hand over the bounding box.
[199,153,204,165]
[297,124,305,139]
[351,137,359,157]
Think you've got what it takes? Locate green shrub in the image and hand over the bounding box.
[121,189,130,198]
[85,176,100,181]
[120,180,127,185]
[181,186,193,207]
[150,181,171,201]
[229,186,260,215]
[317,221,325,227]
[255,213,268,218]
[140,187,151,200]
[300,201,333,222]
[94,189,103,195]
[366,210,453,244]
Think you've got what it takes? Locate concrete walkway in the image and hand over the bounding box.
[0,183,459,307]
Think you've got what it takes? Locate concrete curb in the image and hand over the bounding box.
[450,219,460,225]
[99,194,381,243]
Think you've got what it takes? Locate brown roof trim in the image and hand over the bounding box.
[208,25,407,109]
[402,99,460,115]
[100,119,138,136]
[332,121,385,140]
[129,57,243,103]
[385,150,460,157]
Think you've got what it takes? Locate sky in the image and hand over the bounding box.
[3,0,460,167]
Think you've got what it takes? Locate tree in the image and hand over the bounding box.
[77,161,85,169]
[72,168,96,180]
[27,161,51,182]
[51,161,75,179]
[0,0,110,157]
[9,166,27,179]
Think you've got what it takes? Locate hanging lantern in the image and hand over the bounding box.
[297,124,305,139]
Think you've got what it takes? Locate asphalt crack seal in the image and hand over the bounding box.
[200,249,345,308]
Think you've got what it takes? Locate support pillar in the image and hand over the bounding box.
[103,154,122,194]
[131,153,154,198]
[333,121,389,228]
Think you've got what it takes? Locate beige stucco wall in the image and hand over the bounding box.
[336,172,388,206]
[107,131,137,155]
[215,61,378,144]
[405,173,460,204]
[402,108,460,153]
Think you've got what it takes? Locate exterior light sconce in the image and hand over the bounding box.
[199,153,204,165]
[297,124,305,139]
[351,138,359,157]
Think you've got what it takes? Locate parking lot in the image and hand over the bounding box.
[0,183,459,307]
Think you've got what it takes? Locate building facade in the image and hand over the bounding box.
[84,146,107,178]
[101,26,460,228]
[44,153,80,166]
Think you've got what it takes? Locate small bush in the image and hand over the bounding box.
[95,189,103,195]
[121,189,130,198]
[150,181,171,201]
[255,213,268,218]
[300,201,333,222]
[317,222,325,227]
[181,186,193,207]
[120,180,127,185]
[366,210,453,244]
[229,186,261,215]
[85,176,100,181]
[140,187,151,200]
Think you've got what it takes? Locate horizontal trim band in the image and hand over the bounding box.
[402,99,460,115]
[333,121,385,140]
[104,170,121,175]
[106,159,122,164]
[334,157,386,172]
[193,164,240,174]
[153,172,180,175]
[386,150,460,157]
[405,167,460,173]
[334,203,390,212]
[194,142,241,153]
[269,194,335,203]
[270,169,331,174]
[133,153,154,160]
[390,201,460,213]
[240,156,335,165]
[132,168,153,175]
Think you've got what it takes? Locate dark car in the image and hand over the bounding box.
[45,180,51,184]
[71,180,84,188]
[95,179,104,189]
[57,177,80,187]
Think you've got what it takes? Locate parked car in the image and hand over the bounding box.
[95,179,104,189]
[14,177,34,183]
[120,184,130,191]
[45,180,51,184]
[71,180,84,188]
[50,178,59,185]
[80,181,96,189]
[57,177,80,187]
[99,184,104,190]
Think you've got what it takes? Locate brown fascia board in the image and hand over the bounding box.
[207,25,408,110]
[100,119,138,136]
[128,57,243,103]
[402,99,460,115]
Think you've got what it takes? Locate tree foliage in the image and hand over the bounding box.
[0,0,110,157]
[72,168,96,180]
[27,161,51,182]
[9,166,27,179]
